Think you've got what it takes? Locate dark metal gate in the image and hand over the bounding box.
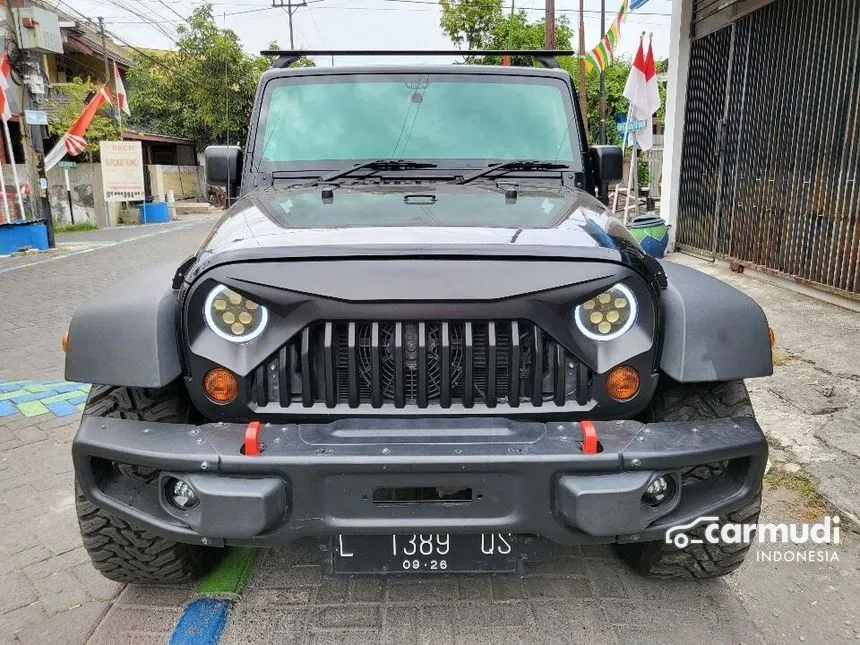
[677,0,860,297]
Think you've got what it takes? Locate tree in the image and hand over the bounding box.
[438,2,666,147]
[125,5,313,147]
[440,1,572,65]
[45,78,120,160]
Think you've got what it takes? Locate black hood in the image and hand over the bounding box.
[185,183,657,286]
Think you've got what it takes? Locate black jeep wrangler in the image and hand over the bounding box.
[66,51,772,583]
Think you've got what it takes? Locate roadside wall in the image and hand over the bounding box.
[41,163,203,226]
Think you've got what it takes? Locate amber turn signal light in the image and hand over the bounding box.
[203,367,239,404]
[605,365,640,401]
[61,331,69,353]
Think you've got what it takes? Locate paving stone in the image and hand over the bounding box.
[457,576,492,601]
[456,601,532,628]
[30,570,92,616]
[0,602,45,641]
[71,563,123,602]
[311,605,381,629]
[525,576,594,600]
[490,576,528,601]
[115,584,196,608]
[307,629,382,645]
[387,578,459,603]
[86,606,179,645]
[0,545,52,576]
[0,570,38,613]
[14,601,109,645]
[349,578,386,603]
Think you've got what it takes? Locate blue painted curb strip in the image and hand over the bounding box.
[169,598,230,645]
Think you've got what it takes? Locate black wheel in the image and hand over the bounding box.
[75,383,223,584]
[614,378,762,579]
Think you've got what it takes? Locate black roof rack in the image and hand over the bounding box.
[260,49,578,70]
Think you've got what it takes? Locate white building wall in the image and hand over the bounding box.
[661,0,693,250]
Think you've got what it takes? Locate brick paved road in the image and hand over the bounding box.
[2,224,859,645]
[0,221,212,644]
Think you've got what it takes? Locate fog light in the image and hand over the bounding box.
[642,476,674,507]
[166,478,199,510]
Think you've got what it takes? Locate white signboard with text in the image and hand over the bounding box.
[100,141,145,202]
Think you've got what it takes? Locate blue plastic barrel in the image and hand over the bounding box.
[140,202,170,224]
[0,220,49,254]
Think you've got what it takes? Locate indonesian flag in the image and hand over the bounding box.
[44,85,112,172]
[623,35,660,151]
[114,61,130,116]
[0,53,14,121]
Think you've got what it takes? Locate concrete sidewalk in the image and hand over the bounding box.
[667,252,860,526]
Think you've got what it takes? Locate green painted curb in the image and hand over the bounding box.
[197,548,257,596]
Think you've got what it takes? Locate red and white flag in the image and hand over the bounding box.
[0,53,14,121]
[623,35,660,151]
[44,85,113,171]
[113,61,130,116]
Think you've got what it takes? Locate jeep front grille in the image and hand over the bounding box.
[250,320,590,410]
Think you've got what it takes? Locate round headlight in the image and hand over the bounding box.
[574,283,637,341]
[204,285,268,342]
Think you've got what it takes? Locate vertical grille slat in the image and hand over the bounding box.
[554,343,566,406]
[301,327,312,407]
[486,321,497,407]
[531,326,544,407]
[463,322,474,408]
[347,322,359,408]
[440,322,451,408]
[509,321,520,406]
[394,322,405,408]
[254,365,267,406]
[323,322,336,408]
[278,346,289,407]
[576,362,589,405]
[417,322,428,408]
[257,319,593,410]
[370,322,382,408]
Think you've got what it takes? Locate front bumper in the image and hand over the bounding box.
[73,416,767,548]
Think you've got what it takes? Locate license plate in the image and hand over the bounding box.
[333,533,517,574]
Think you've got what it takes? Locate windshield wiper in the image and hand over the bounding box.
[454,160,569,185]
[308,159,438,186]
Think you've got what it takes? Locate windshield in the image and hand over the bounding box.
[255,73,581,169]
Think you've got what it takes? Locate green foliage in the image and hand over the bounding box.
[54,221,98,233]
[439,3,667,148]
[440,1,572,66]
[46,78,120,159]
[126,4,313,147]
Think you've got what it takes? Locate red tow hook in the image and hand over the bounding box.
[244,420,262,456]
[579,420,599,454]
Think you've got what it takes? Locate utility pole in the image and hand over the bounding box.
[273,0,307,49]
[6,2,53,245]
[544,0,555,50]
[577,0,588,133]
[98,18,117,124]
[599,0,606,144]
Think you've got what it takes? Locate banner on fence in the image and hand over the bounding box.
[100,141,145,202]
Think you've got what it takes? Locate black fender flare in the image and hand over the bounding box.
[65,264,182,388]
[659,261,773,382]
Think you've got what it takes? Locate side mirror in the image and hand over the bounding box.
[204,146,243,199]
[589,145,623,185]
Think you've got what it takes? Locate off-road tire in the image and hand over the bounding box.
[614,379,762,579]
[75,383,223,584]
